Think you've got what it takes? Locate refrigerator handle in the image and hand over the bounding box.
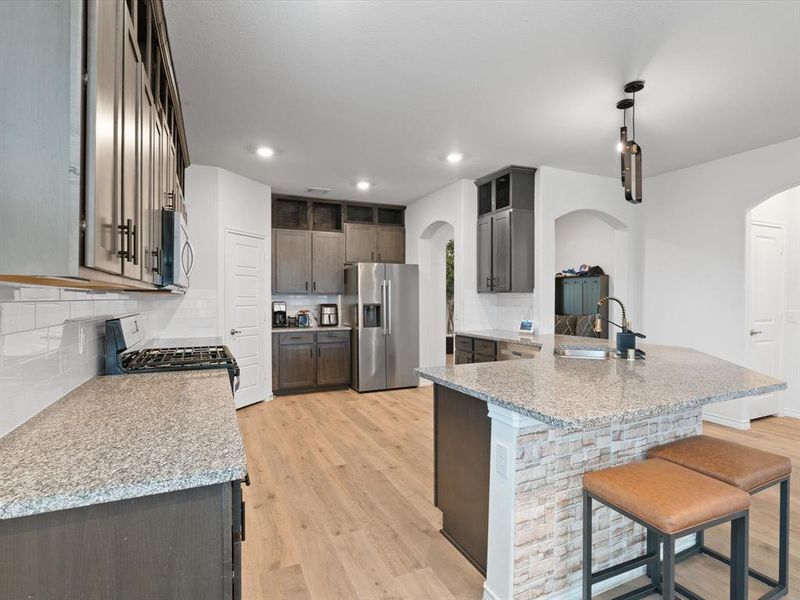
[386,279,392,335]
[381,280,387,335]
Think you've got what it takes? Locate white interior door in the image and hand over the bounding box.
[747,222,784,419]
[225,230,267,409]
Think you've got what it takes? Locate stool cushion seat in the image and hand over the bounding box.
[648,435,792,493]
[583,458,750,534]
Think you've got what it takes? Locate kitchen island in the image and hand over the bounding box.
[0,370,247,600]
[418,333,786,600]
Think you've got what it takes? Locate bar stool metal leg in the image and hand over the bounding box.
[662,535,675,600]
[778,479,789,593]
[583,491,593,600]
[731,513,749,600]
[646,529,661,593]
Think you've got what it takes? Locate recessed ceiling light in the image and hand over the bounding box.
[446,152,463,163]
[356,180,371,191]
[256,146,274,158]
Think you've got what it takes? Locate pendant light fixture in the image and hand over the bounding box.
[616,80,644,204]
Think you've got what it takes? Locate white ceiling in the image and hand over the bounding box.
[163,1,800,205]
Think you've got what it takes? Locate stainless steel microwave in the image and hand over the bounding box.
[160,208,193,289]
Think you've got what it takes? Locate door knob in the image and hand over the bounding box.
[230,328,242,335]
[749,329,763,336]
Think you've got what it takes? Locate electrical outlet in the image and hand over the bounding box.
[495,443,509,480]
[787,310,799,324]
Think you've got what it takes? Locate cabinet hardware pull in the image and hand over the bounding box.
[241,501,246,541]
[152,248,160,273]
[305,281,308,291]
[313,281,316,291]
[129,222,137,264]
[309,347,313,358]
[371,251,374,261]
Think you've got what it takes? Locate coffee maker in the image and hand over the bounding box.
[272,301,287,328]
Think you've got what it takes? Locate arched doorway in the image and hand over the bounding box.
[548,209,630,334]
[418,220,456,370]
[744,185,800,420]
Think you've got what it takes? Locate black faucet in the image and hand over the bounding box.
[594,296,646,355]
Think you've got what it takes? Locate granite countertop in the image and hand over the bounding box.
[419,334,786,429]
[0,370,247,520]
[272,325,351,332]
[456,329,544,347]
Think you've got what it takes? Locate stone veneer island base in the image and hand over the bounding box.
[419,334,786,600]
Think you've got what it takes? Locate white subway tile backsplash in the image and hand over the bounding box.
[70,301,94,319]
[35,302,71,329]
[0,302,36,335]
[19,286,60,301]
[0,281,210,437]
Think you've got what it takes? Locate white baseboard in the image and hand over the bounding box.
[782,407,800,419]
[490,537,695,600]
[702,413,751,430]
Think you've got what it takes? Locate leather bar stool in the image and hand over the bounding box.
[649,435,792,599]
[582,458,751,600]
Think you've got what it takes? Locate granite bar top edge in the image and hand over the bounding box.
[416,354,788,430]
[0,464,248,520]
[272,325,351,332]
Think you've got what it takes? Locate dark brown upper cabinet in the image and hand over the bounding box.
[0,0,188,287]
[272,229,345,295]
[475,166,536,293]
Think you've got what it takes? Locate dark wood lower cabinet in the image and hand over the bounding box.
[434,384,491,575]
[278,344,316,389]
[273,331,351,393]
[0,481,245,600]
[316,342,350,386]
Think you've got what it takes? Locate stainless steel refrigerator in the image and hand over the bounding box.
[343,263,419,392]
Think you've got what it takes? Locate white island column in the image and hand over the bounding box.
[484,403,702,600]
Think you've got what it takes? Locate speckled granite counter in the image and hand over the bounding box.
[0,370,247,520]
[420,334,786,428]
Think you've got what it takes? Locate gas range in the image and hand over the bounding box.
[105,315,240,393]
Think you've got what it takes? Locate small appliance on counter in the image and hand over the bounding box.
[272,301,287,328]
[319,304,339,327]
[296,310,312,328]
[104,315,240,393]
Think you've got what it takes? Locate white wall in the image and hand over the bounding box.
[641,137,800,426]
[750,186,800,419]
[555,211,616,276]
[181,165,272,400]
[536,167,639,333]
[415,222,454,370]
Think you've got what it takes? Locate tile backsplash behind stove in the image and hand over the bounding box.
[0,283,216,437]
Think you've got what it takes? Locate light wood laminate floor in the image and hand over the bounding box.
[238,387,799,599]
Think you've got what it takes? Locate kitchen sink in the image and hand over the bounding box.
[553,347,615,360]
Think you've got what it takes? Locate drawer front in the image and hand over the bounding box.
[473,339,496,358]
[455,351,473,365]
[455,336,474,352]
[279,332,315,345]
[473,353,495,363]
[316,330,350,344]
